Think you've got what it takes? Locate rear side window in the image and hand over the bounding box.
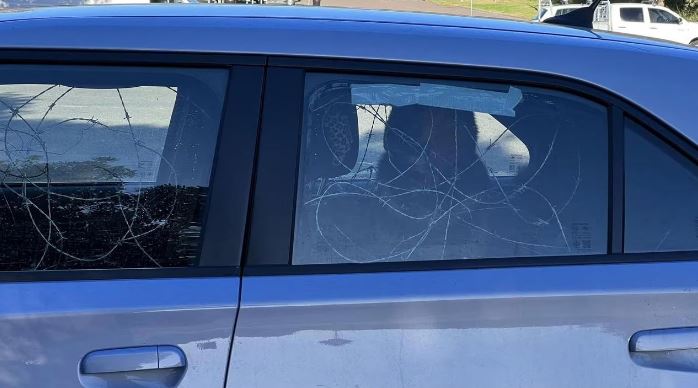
[620,8,645,22]
[292,74,609,265]
[625,119,698,252]
[0,65,226,270]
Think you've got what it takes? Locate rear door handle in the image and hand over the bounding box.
[631,327,698,352]
[630,327,698,372]
[81,345,186,374]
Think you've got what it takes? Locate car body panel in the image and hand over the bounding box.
[228,261,698,387]
[0,277,238,387]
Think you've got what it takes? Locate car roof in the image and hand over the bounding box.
[0,5,697,145]
[0,4,693,48]
[0,4,600,37]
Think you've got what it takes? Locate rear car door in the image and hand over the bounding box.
[227,60,698,388]
[615,6,651,37]
[0,51,263,387]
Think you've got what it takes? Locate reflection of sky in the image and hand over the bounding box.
[474,112,530,177]
[339,104,390,180]
[0,84,175,183]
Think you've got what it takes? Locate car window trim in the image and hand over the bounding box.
[244,251,698,275]
[0,49,266,281]
[610,106,625,254]
[0,48,265,66]
[0,266,240,282]
[244,55,698,274]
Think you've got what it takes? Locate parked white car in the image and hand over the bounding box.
[594,3,698,46]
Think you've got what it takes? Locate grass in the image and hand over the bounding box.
[431,0,540,20]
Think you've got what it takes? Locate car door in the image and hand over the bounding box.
[647,7,690,43]
[0,51,264,387]
[227,61,698,388]
[615,6,651,37]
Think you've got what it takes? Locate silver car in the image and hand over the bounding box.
[0,4,697,387]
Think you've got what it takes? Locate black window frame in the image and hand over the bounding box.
[244,56,698,275]
[0,49,266,281]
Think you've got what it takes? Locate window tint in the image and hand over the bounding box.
[649,8,680,23]
[620,8,645,22]
[625,119,698,253]
[556,8,579,16]
[292,74,608,265]
[0,65,226,270]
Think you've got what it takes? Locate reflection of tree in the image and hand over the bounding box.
[0,82,210,271]
[0,183,206,271]
[0,156,136,183]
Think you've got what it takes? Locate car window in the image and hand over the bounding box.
[292,73,609,265]
[556,8,578,16]
[625,119,698,253]
[0,65,226,271]
[620,8,645,22]
[648,8,680,24]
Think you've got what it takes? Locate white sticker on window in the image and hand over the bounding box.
[351,83,522,117]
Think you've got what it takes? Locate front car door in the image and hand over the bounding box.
[227,60,698,388]
[0,51,263,387]
[647,7,691,44]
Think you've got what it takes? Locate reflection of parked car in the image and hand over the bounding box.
[1,5,698,388]
[532,4,585,21]
[593,3,698,46]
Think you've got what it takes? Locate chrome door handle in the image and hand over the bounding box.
[630,327,698,372]
[81,345,186,374]
[630,327,698,353]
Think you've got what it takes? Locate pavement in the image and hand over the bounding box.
[316,0,519,20]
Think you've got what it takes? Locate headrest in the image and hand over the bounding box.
[303,82,359,180]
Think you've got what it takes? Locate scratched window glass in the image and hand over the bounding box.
[292,74,608,264]
[0,65,226,270]
[625,119,698,252]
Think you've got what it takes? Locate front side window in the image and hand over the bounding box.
[292,74,608,265]
[625,119,698,253]
[620,8,645,22]
[0,65,226,270]
[649,8,680,24]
